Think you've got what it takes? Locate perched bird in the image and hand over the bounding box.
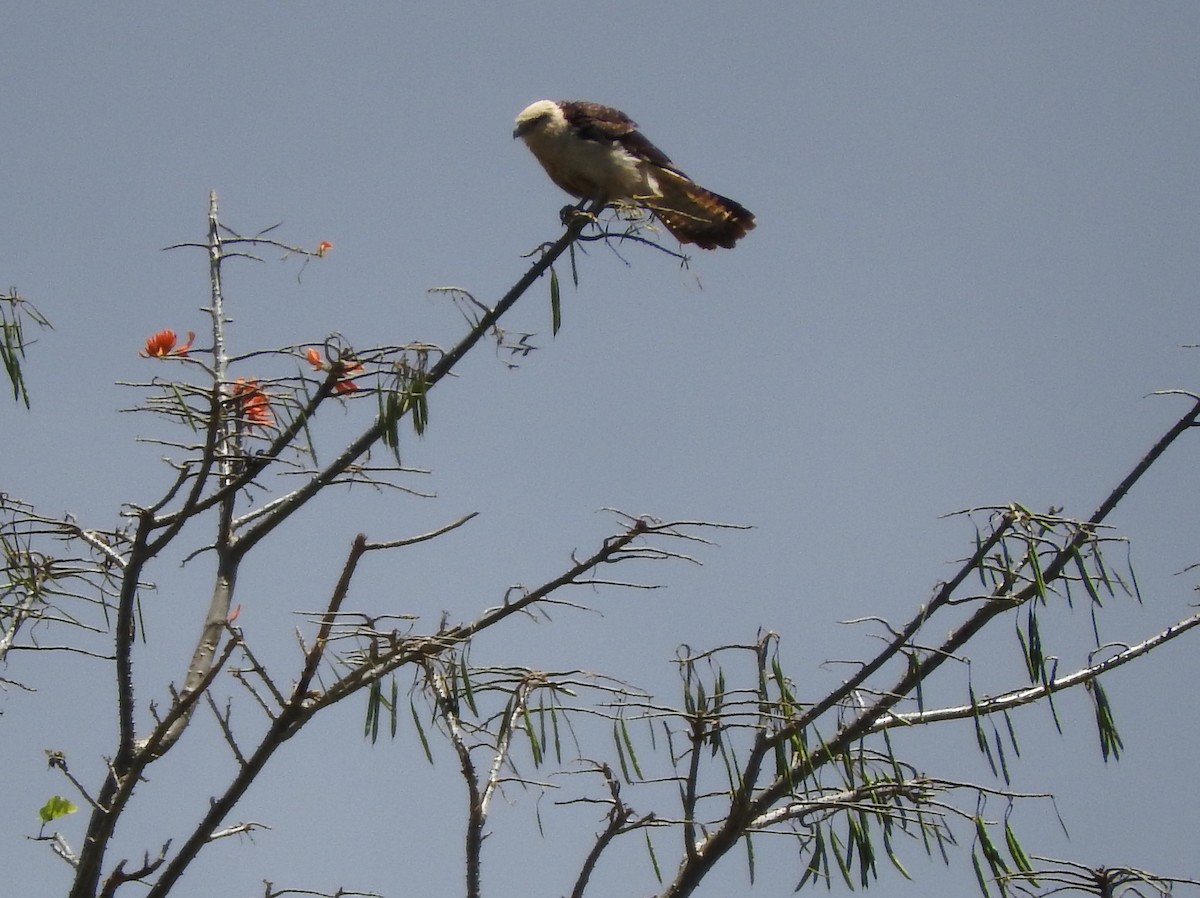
[514,100,755,250]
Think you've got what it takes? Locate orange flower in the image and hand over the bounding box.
[141,329,194,359]
[307,347,362,395]
[233,379,274,428]
[316,241,334,258]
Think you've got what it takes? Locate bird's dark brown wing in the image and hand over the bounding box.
[559,101,681,173]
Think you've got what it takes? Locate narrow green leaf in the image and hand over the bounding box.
[550,704,563,763]
[169,382,200,431]
[550,267,562,336]
[828,830,855,890]
[969,683,998,777]
[459,654,478,716]
[1092,680,1124,762]
[645,830,663,883]
[796,824,827,890]
[523,703,543,766]
[1024,605,1044,684]
[1004,819,1034,876]
[365,681,381,743]
[389,676,399,739]
[410,698,434,764]
[613,720,632,782]
[538,697,549,754]
[1125,548,1144,604]
[1072,549,1103,607]
[620,717,644,780]
[1002,710,1021,758]
[881,820,912,880]
[974,816,1009,876]
[1027,541,1048,604]
[971,849,995,898]
[992,725,1010,785]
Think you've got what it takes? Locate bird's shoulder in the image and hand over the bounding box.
[560,101,678,171]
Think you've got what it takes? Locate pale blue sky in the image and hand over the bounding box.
[3,4,1199,897]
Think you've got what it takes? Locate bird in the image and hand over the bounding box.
[513,100,755,250]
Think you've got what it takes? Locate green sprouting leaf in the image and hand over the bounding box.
[849,813,875,886]
[1004,819,1034,876]
[169,382,200,431]
[1,312,31,408]
[38,795,77,824]
[796,824,827,890]
[405,375,430,437]
[365,681,381,742]
[1090,542,1118,597]
[378,391,402,462]
[410,698,434,765]
[992,725,1010,785]
[1024,605,1044,684]
[459,654,477,716]
[522,703,543,766]
[1072,549,1103,607]
[974,816,1010,877]
[969,683,997,777]
[619,716,644,780]
[881,819,912,880]
[828,830,855,890]
[1092,680,1124,762]
[1002,710,1021,758]
[1027,541,1048,604]
[389,676,399,739]
[550,266,562,336]
[971,849,996,898]
[1125,548,1144,604]
[645,830,663,883]
[613,720,632,783]
[550,704,563,763]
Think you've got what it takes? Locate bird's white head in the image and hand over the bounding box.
[513,100,565,140]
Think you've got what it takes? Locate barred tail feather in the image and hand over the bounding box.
[649,171,756,250]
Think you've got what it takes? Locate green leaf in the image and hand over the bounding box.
[1004,819,1034,876]
[522,703,543,766]
[38,796,78,824]
[974,816,1010,877]
[971,849,995,898]
[1092,680,1124,762]
[828,830,855,890]
[796,824,827,890]
[619,717,643,780]
[550,267,562,336]
[389,676,399,739]
[410,698,434,764]
[645,830,663,883]
[613,720,632,782]
[365,680,381,742]
[459,654,478,716]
